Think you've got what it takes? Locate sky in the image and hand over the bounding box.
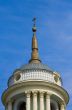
[0,0,72,110]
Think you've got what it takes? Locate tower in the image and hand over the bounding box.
[2,20,69,110]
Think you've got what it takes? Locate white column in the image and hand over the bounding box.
[26,92,30,110]
[40,92,44,110]
[60,104,65,110]
[46,93,50,110]
[8,100,12,110]
[33,92,37,110]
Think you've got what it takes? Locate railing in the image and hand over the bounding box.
[8,71,62,87]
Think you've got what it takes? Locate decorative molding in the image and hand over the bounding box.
[32,91,38,96]
[40,92,44,98]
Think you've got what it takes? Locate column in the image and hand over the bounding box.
[8,100,12,110]
[40,92,44,110]
[5,104,7,110]
[60,103,65,110]
[26,92,31,110]
[33,92,37,110]
[46,93,50,110]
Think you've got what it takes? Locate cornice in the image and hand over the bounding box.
[2,80,69,105]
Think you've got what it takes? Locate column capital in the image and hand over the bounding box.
[8,99,12,104]
[46,92,51,99]
[25,91,31,94]
[25,91,31,98]
[61,103,66,110]
[40,91,45,98]
[32,91,38,96]
[61,101,66,106]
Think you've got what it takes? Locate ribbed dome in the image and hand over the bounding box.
[20,63,53,72]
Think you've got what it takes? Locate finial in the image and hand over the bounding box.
[32,17,36,26]
[32,17,36,32]
[29,18,41,64]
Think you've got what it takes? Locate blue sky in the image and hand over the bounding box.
[0,0,72,110]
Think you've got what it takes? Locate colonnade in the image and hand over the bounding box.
[6,91,65,110]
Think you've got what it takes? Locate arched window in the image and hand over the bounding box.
[18,102,26,110]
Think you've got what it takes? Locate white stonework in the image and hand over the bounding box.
[40,92,44,110]
[8,70,62,87]
[33,92,38,110]
[26,92,30,110]
[2,80,69,110]
[46,93,50,110]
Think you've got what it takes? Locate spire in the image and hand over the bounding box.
[29,18,41,63]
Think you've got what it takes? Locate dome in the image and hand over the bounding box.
[20,63,53,72]
[8,62,62,87]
